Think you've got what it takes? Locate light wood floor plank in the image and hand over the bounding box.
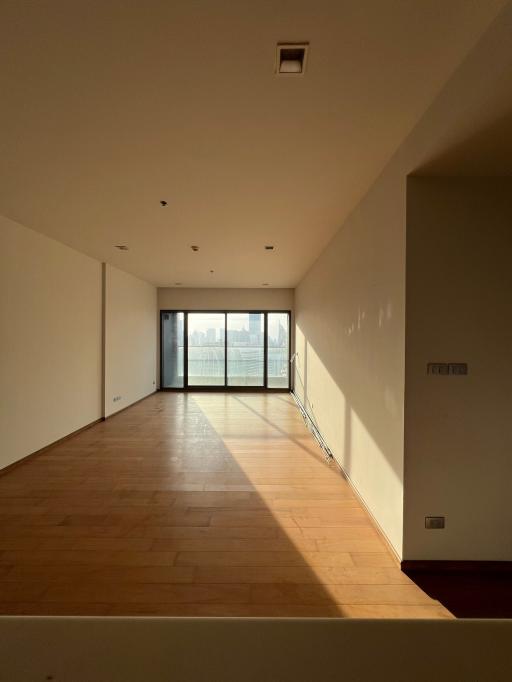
[0,393,452,618]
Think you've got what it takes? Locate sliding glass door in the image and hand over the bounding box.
[161,310,290,390]
[187,313,225,386]
[161,312,184,388]
[267,312,289,388]
[227,313,264,387]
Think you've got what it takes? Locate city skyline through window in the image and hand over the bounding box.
[227,313,264,387]
[188,313,225,386]
[161,311,290,390]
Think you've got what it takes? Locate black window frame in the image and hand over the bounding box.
[160,310,291,392]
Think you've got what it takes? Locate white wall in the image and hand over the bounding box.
[404,178,512,561]
[0,218,158,468]
[1,617,511,682]
[295,166,406,556]
[0,216,102,468]
[158,287,293,311]
[294,5,512,558]
[105,265,157,417]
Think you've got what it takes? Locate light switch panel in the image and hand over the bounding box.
[425,516,445,529]
[427,363,468,375]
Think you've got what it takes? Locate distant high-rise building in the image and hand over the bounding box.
[249,313,260,336]
[278,321,286,346]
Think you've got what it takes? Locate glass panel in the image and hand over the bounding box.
[227,313,264,386]
[187,313,226,386]
[267,313,289,388]
[161,312,184,388]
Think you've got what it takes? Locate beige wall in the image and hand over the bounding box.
[0,218,158,468]
[404,178,512,561]
[1,617,511,682]
[158,288,293,311]
[294,5,512,558]
[0,216,102,468]
[105,265,157,417]
[295,168,406,556]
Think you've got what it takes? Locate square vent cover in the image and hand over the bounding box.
[276,43,309,76]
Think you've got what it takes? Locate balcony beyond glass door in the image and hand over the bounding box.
[187,313,226,386]
[267,312,289,388]
[161,310,290,390]
[227,313,264,386]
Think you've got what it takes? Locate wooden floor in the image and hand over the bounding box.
[0,393,451,618]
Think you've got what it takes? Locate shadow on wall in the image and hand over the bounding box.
[291,190,406,556]
[414,110,512,177]
[294,301,403,483]
[294,343,353,477]
[293,106,512,560]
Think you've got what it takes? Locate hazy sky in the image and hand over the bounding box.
[186,312,286,340]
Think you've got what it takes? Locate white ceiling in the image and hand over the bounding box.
[0,1,506,287]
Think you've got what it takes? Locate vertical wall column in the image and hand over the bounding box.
[403,177,512,561]
[103,264,157,417]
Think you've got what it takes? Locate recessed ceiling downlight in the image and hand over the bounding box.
[191,245,199,252]
[265,245,274,250]
[262,283,269,286]
[114,245,129,251]
[276,43,309,75]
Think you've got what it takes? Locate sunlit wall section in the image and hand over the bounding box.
[293,324,306,406]
[293,166,406,558]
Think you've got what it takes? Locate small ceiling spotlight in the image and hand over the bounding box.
[264,245,274,250]
[160,200,168,207]
[174,282,182,286]
[276,43,309,75]
[210,270,214,274]
[191,245,199,252]
[114,245,129,251]
[262,282,269,286]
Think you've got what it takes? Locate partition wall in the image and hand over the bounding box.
[161,311,290,391]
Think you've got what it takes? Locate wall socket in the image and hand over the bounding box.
[425,516,445,529]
